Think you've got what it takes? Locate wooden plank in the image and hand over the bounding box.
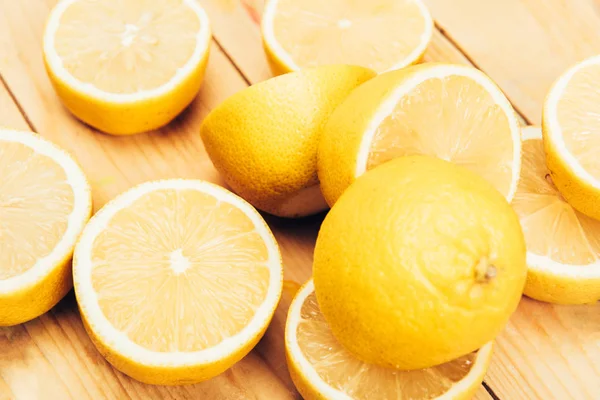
[422,0,600,123]
[188,1,600,399]
[0,0,304,398]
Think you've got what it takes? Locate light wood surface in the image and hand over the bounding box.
[0,0,598,399]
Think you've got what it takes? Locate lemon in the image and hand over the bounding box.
[313,156,527,370]
[543,55,600,220]
[43,0,212,135]
[200,65,375,218]
[512,127,600,305]
[261,0,433,75]
[73,180,283,384]
[318,63,522,206]
[286,280,494,400]
[0,129,92,326]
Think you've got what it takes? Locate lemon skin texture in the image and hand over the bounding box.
[313,155,527,370]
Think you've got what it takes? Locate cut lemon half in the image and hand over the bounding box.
[286,280,494,400]
[43,0,212,135]
[261,0,433,75]
[512,127,600,304]
[318,63,522,206]
[543,55,600,220]
[0,129,92,326]
[73,180,283,385]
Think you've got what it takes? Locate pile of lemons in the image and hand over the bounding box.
[1,0,598,399]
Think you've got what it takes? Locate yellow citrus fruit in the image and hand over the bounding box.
[318,63,522,206]
[43,0,212,135]
[313,156,526,370]
[512,127,600,305]
[200,65,375,218]
[73,180,283,384]
[261,0,433,75]
[286,280,494,400]
[543,55,600,220]
[0,129,92,326]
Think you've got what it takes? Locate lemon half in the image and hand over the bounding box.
[286,280,494,400]
[318,63,522,206]
[73,180,283,384]
[43,0,212,135]
[512,127,600,304]
[0,129,92,326]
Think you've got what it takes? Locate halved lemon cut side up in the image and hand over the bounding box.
[73,180,283,385]
[262,0,433,75]
[512,127,600,304]
[43,0,212,135]
[318,64,522,206]
[0,129,92,326]
[285,280,494,400]
[543,55,600,221]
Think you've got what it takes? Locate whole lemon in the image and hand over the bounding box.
[200,65,375,218]
[313,155,527,370]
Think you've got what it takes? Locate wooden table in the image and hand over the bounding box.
[0,0,599,399]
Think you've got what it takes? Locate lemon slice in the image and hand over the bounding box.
[512,127,600,304]
[543,55,600,220]
[286,280,494,400]
[261,0,433,75]
[318,63,522,206]
[0,129,92,326]
[43,0,212,135]
[73,180,283,384]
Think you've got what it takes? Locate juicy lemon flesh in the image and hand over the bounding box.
[271,0,429,72]
[556,64,600,179]
[0,140,74,279]
[90,189,271,352]
[297,291,477,400]
[54,0,201,94]
[368,75,514,198]
[512,138,600,264]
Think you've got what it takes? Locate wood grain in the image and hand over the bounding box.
[423,0,600,123]
[1,0,599,399]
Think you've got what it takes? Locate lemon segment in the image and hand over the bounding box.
[512,127,600,304]
[43,0,212,135]
[543,55,600,220]
[314,156,526,370]
[200,65,375,218]
[73,180,283,384]
[0,129,92,326]
[286,280,494,400]
[318,63,522,206]
[262,0,433,75]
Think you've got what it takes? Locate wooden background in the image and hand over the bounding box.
[1,0,599,399]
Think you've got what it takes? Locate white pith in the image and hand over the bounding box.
[544,55,600,190]
[353,64,522,202]
[285,280,494,400]
[43,0,212,103]
[520,126,600,278]
[0,129,91,294]
[73,179,283,367]
[261,0,434,73]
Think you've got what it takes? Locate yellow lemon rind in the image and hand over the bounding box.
[200,65,375,218]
